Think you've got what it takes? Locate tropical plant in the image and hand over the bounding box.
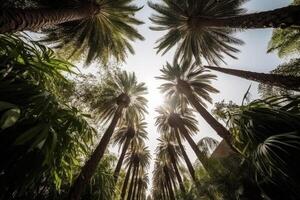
[68,71,148,200]
[1,0,144,64]
[81,154,117,200]
[121,143,151,200]
[156,134,186,194]
[149,0,300,64]
[156,104,211,174]
[157,61,235,151]
[113,120,148,183]
[204,65,300,91]
[267,0,300,58]
[258,59,300,97]
[0,34,95,199]
[152,159,177,200]
[227,95,300,199]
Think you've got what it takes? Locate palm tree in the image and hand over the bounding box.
[157,62,235,151]
[227,95,300,200]
[204,65,300,91]
[135,172,149,200]
[156,134,186,194]
[68,71,148,200]
[155,106,196,183]
[121,144,150,200]
[1,0,144,64]
[156,105,211,173]
[149,0,300,64]
[152,159,177,200]
[113,120,148,183]
[267,0,300,58]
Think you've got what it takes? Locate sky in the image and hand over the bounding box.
[82,0,292,193]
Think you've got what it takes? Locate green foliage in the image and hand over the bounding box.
[0,34,95,199]
[148,0,245,64]
[267,0,300,58]
[157,61,219,110]
[81,154,117,200]
[258,59,300,98]
[40,0,144,65]
[87,70,148,124]
[228,95,300,199]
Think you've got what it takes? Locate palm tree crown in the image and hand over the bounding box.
[158,61,219,109]
[148,0,245,64]
[41,0,144,64]
[91,70,148,123]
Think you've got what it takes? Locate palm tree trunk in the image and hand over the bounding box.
[174,128,196,182]
[183,91,236,152]
[127,165,137,200]
[169,146,186,194]
[0,3,100,33]
[177,124,212,174]
[131,166,139,200]
[68,106,124,200]
[114,136,131,182]
[121,162,133,199]
[164,168,176,200]
[205,65,300,91]
[192,5,300,29]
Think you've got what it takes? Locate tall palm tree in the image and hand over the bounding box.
[156,105,210,172]
[155,105,196,183]
[122,144,150,200]
[113,120,148,183]
[152,159,177,200]
[1,0,144,64]
[156,134,186,194]
[204,65,300,92]
[149,0,300,64]
[135,172,149,200]
[157,62,235,151]
[68,71,148,200]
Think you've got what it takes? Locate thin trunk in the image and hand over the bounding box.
[205,65,300,92]
[162,184,167,200]
[174,128,196,182]
[191,5,300,29]
[184,91,236,152]
[114,136,131,182]
[127,165,137,200]
[0,3,100,33]
[131,165,139,200]
[164,168,175,200]
[177,124,210,172]
[68,106,123,200]
[121,162,132,200]
[169,146,186,194]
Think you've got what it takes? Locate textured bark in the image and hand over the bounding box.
[205,65,300,92]
[121,163,132,200]
[0,3,100,33]
[169,145,186,194]
[191,5,300,29]
[174,128,196,182]
[127,165,137,200]
[177,124,210,172]
[114,136,131,183]
[68,106,123,200]
[182,89,236,152]
[164,168,176,200]
[131,165,139,200]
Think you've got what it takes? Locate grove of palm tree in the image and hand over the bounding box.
[0,0,300,200]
